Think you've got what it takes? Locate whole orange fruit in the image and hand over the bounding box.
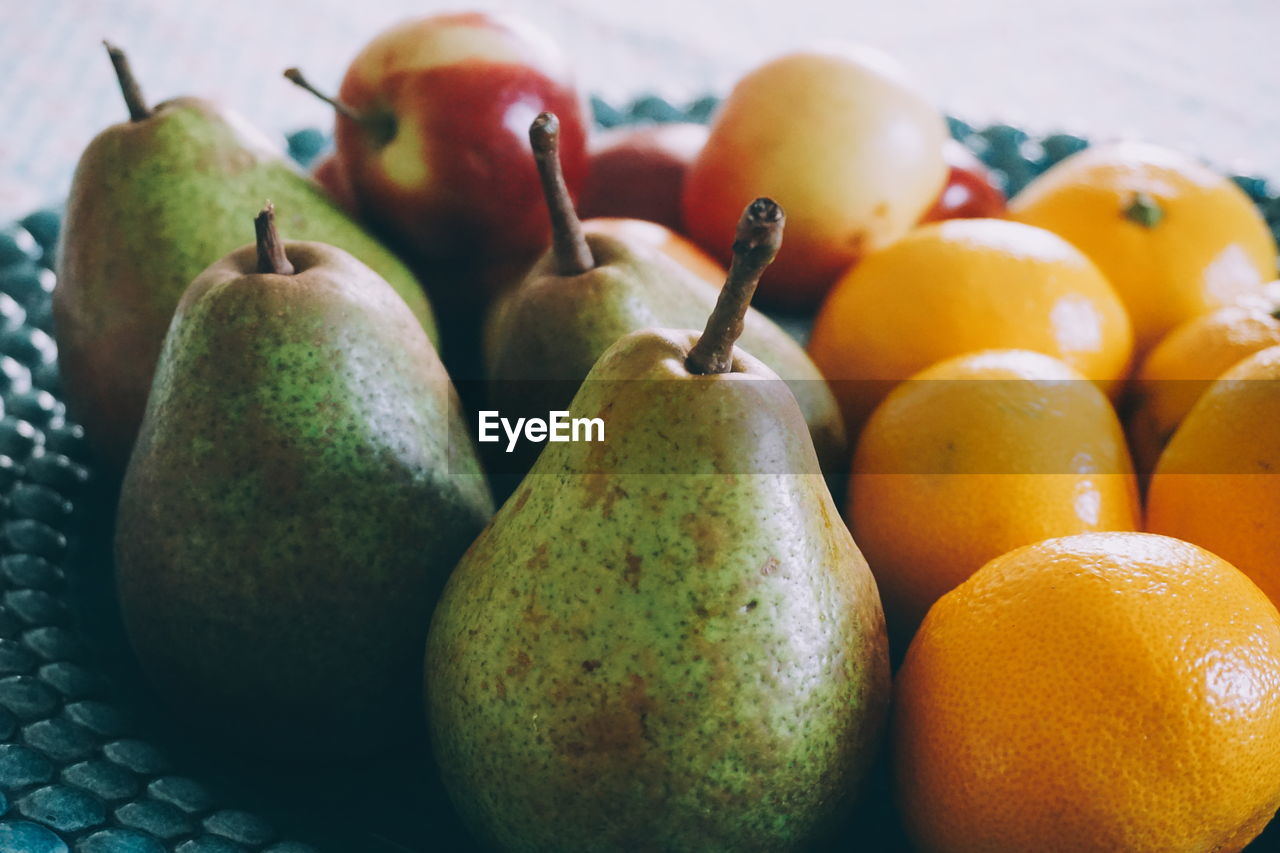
[1009,141,1278,354]
[808,218,1133,434]
[1147,345,1280,606]
[894,531,1280,853]
[1129,281,1280,476]
[850,349,1138,641]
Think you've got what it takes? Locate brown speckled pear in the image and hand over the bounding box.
[483,112,846,475]
[116,206,491,758]
[426,199,889,850]
[55,44,437,473]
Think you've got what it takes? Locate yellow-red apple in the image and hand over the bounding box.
[288,12,589,262]
[683,46,948,309]
[920,139,1006,223]
[579,122,709,232]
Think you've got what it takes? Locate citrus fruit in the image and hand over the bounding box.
[1146,345,1280,606]
[849,349,1138,640]
[1129,281,1280,475]
[808,218,1133,433]
[894,531,1280,853]
[1008,141,1278,354]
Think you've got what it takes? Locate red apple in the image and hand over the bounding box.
[683,47,948,310]
[920,139,1007,222]
[288,13,589,262]
[578,122,709,232]
[311,153,361,217]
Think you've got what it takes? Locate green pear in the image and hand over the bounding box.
[427,199,889,849]
[55,43,438,472]
[483,112,846,475]
[116,206,490,758]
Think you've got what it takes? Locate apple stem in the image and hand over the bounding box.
[685,198,785,376]
[283,68,396,145]
[529,112,593,276]
[255,202,295,275]
[103,41,151,122]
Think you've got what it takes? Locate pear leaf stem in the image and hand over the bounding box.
[529,112,593,276]
[103,41,151,122]
[685,198,785,375]
[283,68,396,146]
[255,203,295,275]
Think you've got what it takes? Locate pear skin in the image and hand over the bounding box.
[483,113,846,475]
[55,46,438,472]
[428,200,888,849]
[428,329,887,848]
[486,231,846,464]
[116,214,488,758]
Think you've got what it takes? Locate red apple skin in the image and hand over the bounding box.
[920,140,1007,222]
[311,153,361,217]
[578,123,709,232]
[683,49,948,311]
[335,13,589,262]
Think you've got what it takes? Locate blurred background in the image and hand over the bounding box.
[0,0,1277,220]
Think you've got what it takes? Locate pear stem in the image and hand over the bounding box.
[529,112,593,276]
[103,41,151,122]
[685,198,785,376]
[255,203,295,275]
[283,68,396,145]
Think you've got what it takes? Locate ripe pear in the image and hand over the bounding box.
[1147,344,1280,607]
[116,206,491,758]
[55,44,438,473]
[483,113,846,475]
[427,199,889,850]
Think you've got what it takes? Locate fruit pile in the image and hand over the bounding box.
[12,8,1280,852]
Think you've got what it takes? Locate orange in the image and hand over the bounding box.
[1009,141,1278,354]
[1147,345,1280,606]
[849,349,1138,641]
[1129,280,1280,476]
[894,531,1280,853]
[808,218,1133,434]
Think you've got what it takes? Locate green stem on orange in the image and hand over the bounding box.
[1124,192,1164,228]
